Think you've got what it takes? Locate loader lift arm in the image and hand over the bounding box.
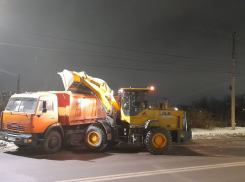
[58,69,120,113]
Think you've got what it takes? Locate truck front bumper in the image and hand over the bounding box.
[0,130,38,146]
[171,129,192,143]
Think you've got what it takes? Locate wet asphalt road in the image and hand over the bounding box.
[0,138,245,182]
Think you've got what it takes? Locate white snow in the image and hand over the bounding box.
[192,127,245,139]
[0,140,17,151]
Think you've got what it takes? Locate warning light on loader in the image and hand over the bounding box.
[150,86,154,91]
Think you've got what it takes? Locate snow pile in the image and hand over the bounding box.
[0,140,17,151]
[192,127,245,139]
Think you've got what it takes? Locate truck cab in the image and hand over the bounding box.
[0,93,58,147]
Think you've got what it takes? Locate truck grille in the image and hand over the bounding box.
[6,124,26,132]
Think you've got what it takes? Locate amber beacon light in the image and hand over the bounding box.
[150,86,155,91]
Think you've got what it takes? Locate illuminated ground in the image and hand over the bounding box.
[0,138,245,182]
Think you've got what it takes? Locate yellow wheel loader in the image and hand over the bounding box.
[59,70,192,155]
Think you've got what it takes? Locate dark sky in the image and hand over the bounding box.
[0,0,245,105]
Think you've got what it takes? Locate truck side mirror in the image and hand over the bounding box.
[42,101,47,113]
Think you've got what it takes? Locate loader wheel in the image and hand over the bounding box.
[84,125,107,152]
[42,131,62,153]
[145,127,172,155]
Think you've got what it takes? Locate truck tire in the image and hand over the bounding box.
[84,125,107,152]
[145,127,172,155]
[42,131,62,153]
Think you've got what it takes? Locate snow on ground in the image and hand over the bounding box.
[0,140,17,152]
[0,127,245,151]
[192,127,245,139]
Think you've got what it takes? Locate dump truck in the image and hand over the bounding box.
[0,91,106,153]
[0,70,192,154]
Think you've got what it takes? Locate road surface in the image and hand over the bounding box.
[0,138,245,182]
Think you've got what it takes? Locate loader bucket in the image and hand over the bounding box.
[58,69,91,94]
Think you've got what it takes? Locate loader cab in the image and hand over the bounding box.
[121,88,153,117]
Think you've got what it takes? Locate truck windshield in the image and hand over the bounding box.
[5,97,38,113]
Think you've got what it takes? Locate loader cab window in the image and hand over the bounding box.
[122,90,148,116]
[122,92,130,116]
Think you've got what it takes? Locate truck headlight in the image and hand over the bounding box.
[0,134,4,140]
[23,139,32,143]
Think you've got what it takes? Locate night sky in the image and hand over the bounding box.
[0,0,245,105]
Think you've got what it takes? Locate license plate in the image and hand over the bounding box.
[8,136,16,141]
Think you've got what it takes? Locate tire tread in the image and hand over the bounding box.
[145,127,172,155]
[84,125,107,152]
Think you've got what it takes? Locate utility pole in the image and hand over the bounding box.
[17,74,20,93]
[231,32,238,130]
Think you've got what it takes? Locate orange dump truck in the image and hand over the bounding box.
[0,91,105,153]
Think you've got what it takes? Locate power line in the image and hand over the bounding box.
[0,25,230,67]
[0,51,230,74]
[171,80,235,101]
[0,42,230,70]
[0,42,231,76]
[0,54,231,78]
[0,26,217,61]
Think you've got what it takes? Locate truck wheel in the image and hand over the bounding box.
[84,125,107,152]
[42,131,62,153]
[145,127,172,155]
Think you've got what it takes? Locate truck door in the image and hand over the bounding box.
[32,96,58,133]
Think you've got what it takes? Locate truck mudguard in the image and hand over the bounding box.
[97,120,112,140]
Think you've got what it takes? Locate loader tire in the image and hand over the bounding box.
[84,125,107,152]
[145,127,172,155]
[42,131,62,153]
